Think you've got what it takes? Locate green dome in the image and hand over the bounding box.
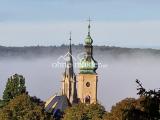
[85,35,93,45]
[79,58,98,74]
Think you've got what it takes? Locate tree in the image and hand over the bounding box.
[0,94,54,120]
[103,98,137,120]
[0,99,5,108]
[103,80,160,120]
[3,74,26,102]
[63,103,105,120]
[134,79,160,120]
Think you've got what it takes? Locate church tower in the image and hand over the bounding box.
[77,20,98,104]
[61,33,77,104]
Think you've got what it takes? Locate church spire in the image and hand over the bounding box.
[79,18,98,74]
[61,32,77,104]
[77,19,98,104]
[87,17,91,36]
[69,32,72,54]
[65,32,73,77]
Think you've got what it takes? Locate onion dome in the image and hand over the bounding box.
[79,58,98,74]
[85,35,93,45]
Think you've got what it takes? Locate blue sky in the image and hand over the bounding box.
[0,0,160,48]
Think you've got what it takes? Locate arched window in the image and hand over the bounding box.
[85,95,90,104]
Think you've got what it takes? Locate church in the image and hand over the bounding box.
[45,21,98,117]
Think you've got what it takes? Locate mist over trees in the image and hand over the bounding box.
[0,46,160,119]
[0,45,160,59]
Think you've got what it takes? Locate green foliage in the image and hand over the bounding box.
[103,98,137,120]
[0,74,54,120]
[0,99,5,108]
[3,74,26,102]
[63,103,105,120]
[134,80,160,120]
[103,80,160,120]
[0,94,54,120]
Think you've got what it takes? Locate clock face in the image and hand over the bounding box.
[86,82,90,87]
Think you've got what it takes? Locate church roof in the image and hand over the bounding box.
[45,95,70,117]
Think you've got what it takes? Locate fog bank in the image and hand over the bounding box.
[0,47,160,110]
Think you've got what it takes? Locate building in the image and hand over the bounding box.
[61,32,77,104]
[45,21,98,117]
[77,20,98,104]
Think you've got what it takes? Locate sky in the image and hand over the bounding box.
[0,0,160,48]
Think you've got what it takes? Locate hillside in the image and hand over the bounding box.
[0,45,160,59]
